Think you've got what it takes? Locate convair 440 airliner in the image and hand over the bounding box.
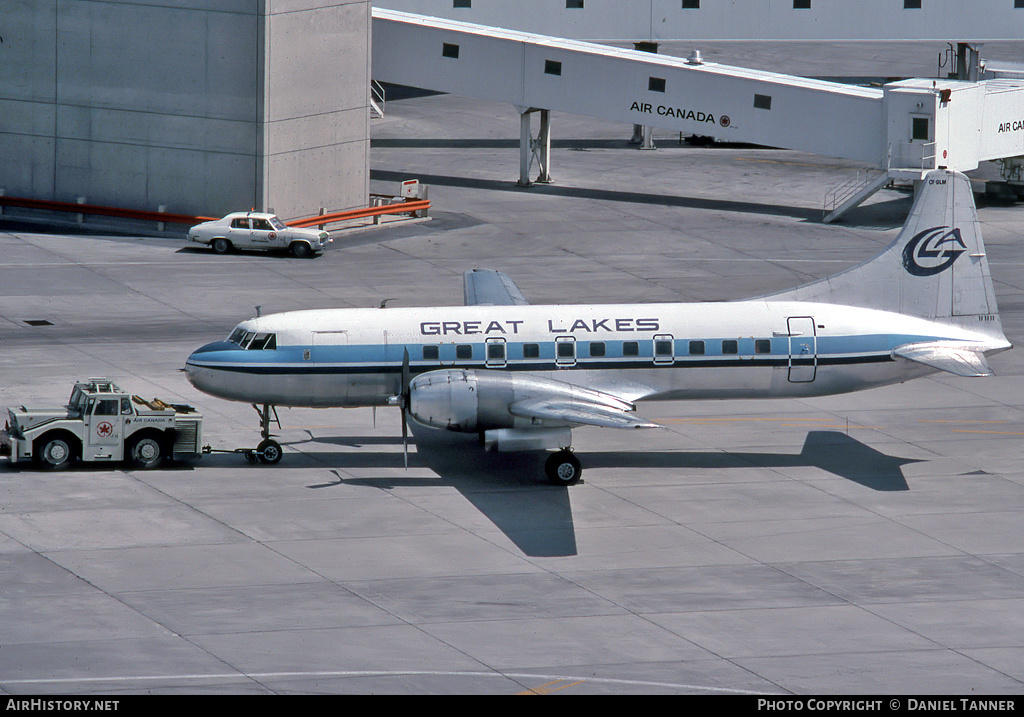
[185,169,1010,484]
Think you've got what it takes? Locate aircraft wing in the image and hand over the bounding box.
[464,268,529,306]
[509,396,660,430]
[893,341,996,377]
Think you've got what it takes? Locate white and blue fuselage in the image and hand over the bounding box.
[185,300,985,408]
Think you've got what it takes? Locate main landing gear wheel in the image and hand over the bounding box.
[545,449,582,486]
[257,439,282,464]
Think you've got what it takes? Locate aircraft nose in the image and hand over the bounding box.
[184,341,237,396]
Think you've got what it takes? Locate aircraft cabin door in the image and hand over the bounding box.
[653,334,675,365]
[787,316,817,383]
[554,336,576,367]
[485,337,507,368]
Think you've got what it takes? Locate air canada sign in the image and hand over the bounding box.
[630,100,719,124]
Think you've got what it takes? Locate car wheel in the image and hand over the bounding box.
[290,242,312,258]
[212,238,231,254]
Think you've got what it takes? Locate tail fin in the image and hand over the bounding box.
[769,169,1005,340]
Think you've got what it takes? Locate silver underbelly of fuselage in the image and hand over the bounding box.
[184,358,928,411]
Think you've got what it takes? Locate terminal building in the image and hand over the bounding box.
[2,1,1023,221]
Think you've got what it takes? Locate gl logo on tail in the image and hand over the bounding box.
[902,226,966,276]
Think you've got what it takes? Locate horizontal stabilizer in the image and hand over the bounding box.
[893,341,996,377]
[464,268,529,306]
[510,397,659,429]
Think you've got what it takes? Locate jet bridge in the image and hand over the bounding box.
[372,9,1024,218]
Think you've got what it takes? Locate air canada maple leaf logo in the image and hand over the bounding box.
[902,226,966,277]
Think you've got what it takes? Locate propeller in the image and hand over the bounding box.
[400,347,411,469]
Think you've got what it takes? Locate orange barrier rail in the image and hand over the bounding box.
[0,196,215,225]
[0,195,428,230]
[287,199,430,228]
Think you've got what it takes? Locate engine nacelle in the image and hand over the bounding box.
[408,368,632,433]
[407,369,514,432]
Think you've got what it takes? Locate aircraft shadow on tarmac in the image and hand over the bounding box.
[272,426,919,557]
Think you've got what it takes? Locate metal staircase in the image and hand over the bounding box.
[370,80,386,118]
[822,166,890,223]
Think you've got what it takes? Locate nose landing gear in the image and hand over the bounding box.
[248,404,282,464]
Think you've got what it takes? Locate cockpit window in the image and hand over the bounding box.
[226,328,277,349]
[247,333,277,350]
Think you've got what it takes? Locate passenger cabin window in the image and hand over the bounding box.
[523,343,540,359]
[456,344,473,360]
[589,342,606,357]
[722,339,738,355]
[557,342,575,358]
[623,341,639,357]
[655,339,673,356]
[755,339,772,354]
[689,340,705,355]
[422,345,439,361]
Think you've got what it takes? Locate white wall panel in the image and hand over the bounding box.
[376,0,1024,41]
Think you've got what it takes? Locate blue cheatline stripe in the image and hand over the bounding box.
[187,353,895,376]
[188,331,957,375]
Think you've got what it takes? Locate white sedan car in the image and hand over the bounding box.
[188,212,332,258]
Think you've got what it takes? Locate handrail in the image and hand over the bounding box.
[0,194,429,230]
[287,199,430,228]
[823,166,885,213]
[0,196,215,225]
